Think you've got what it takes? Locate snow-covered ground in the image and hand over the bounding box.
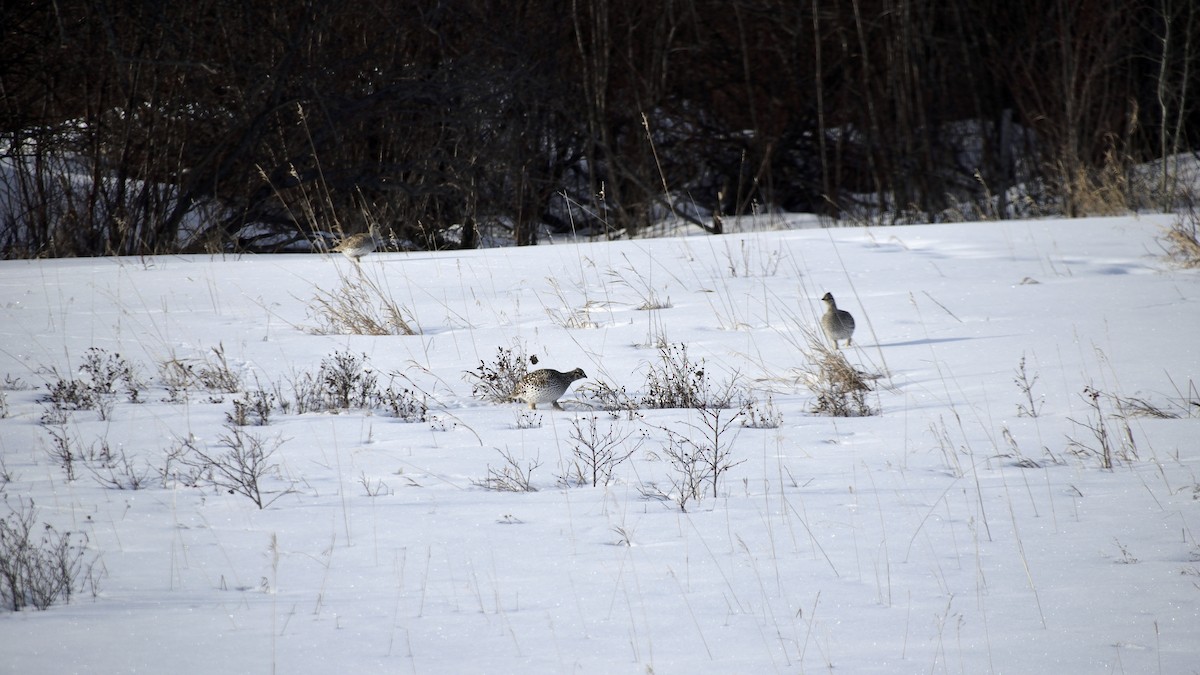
[1,214,1197,673]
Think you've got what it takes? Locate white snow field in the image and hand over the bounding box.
[0,214,1197,674]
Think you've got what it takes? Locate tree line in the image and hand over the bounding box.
[1,0,1196,258]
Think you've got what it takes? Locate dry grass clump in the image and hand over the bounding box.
[1058,154,1135,217]
[309,272,419,336]
[1163,209,1200,268]
[801,332,876,417]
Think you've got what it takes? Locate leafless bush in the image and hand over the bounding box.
[740,395,783,428]
[559,416,643,487]
[38,348,144,422]
[516,410,543,429]
[282,350,428,421]
[1067,380,1198,470]
[0,499,97,612]
[642,342,738,409]
[652,406,745,511]
[289,351,377,413]
[0,455,15,489]
[226,388,275,426]
[473,449,540,492]
[89,451,152,490]
[174,423,290,508]
[78,348,144,402]
[577,379,640,419]
[44,425,79,481]
[40,379,96,421]
[379,383,428,423]
[2,376,30,390]
[464,345,531,404]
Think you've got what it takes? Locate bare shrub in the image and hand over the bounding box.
[464,345,531,404]
[473,449,540,492]
[577,379,640,419]
[158,358,195,402]
[642,342,738,409]
[89,451,152,490]
[41,378,97,418]
[379,383,428,423]
[516,410,543,429]
[0,455,16,488]
[290,351,377,413]
[38,347,143,419]
[283,350,428,421]
[560,416,643,487]
[652,405,745,511]
[359,472,392,497]
[44,425,79,482]
[0,499,97,612]
[175,424,290,508]
[2,376,31,390]
[740,394,783,428]
[226,388,275,426]
[79,348,144,403]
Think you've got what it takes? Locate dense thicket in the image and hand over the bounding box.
[1,0,1197,257]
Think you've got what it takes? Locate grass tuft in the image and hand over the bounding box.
[309,272,419,336]
[1162,209,1200,268]
[800,331,877,417]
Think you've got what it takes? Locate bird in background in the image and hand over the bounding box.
[333,225,382,263]
[820,292,856,348]
[511,368,587,410]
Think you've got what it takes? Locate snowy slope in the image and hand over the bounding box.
[0,214,1197,674]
